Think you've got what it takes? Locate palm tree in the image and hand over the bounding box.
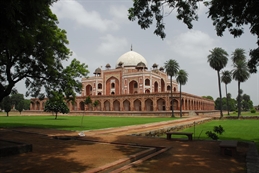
[232,60,250,118]
[231,48,246,64]
[221,70,232,115]
[207,47,228,118]
[176,69,188,118]
[164,59,179,117]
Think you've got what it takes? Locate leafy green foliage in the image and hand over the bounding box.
[0,1,89,102]
[23,100,31,110]
[128,0,200,39]
[250,108,256,113]
[221,70,232,115]
[231,50,250,117]
[205,125,224,140]
[248,48,259,73]
[44,91,69,119]
[1,96,12,116]
[128,0,259,73]
[84,96,92,105]
[16,101,25,114]
[241,94,253,111]
[93,100,99,109]
[215,96,236,111]
[205,131,219,140]
[202,96,214,100]
[0,92,29,114]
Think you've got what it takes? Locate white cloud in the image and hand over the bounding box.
[109,5,129,22]
[51,1,119,32]
[167,30,216,64]
[97,34,128,55]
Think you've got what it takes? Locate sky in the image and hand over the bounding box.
[17,0,259,105]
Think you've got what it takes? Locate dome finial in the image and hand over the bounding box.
[131,44,133,51]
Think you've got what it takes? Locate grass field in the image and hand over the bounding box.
[0,115,176,131]
[182,119,259,148]
[227,111,259,116]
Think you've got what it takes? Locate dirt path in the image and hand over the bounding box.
[0,116,247,173]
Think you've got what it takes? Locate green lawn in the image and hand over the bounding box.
[182,119,259,148]
[0,115,176,131]
[226,111,259,116]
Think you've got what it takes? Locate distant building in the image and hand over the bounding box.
[30,49,214,113]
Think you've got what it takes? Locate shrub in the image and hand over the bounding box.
[205,131,219,140]
[250,108,256,113]
[206,125,224,140]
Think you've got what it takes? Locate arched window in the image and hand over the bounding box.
[167,85,171,91]
[98,83,102,89]
[145,79,150,86]
[111,83,115,88]
[111,91,115,95]
[134,82,138,88]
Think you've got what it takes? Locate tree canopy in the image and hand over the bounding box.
[44,91,69,119]
[0,1,88,102]
[128,0,259,72]
[1,96,12,116]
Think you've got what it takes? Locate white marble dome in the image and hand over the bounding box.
[116,51,147,68]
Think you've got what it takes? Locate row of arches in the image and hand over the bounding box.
[84,77,177,96]
[31,95,214,112]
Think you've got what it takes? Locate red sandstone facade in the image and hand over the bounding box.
[30,50,214,112]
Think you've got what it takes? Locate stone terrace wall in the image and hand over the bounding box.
[132,118,213,137]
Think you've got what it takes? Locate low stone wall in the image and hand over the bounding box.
[0,140,32,157]
[21,110,219,117]
[214,116,259,120]
[132,118,213,137]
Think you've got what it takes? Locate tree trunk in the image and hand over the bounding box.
[6,112,9,117]
[225,84,230,115]
[217,71,223,118]
[180,84,182,118]
[237,81,241,118]
[55,112,58,119]
[170,76,174,117]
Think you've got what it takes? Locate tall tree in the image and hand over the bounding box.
[164,59,179,117]
[232,60,250,118]
[176,69,188,118]
[128,0,259,71]
[221,70,232,115]
[0,1,88,102]
[207,47,228,118]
